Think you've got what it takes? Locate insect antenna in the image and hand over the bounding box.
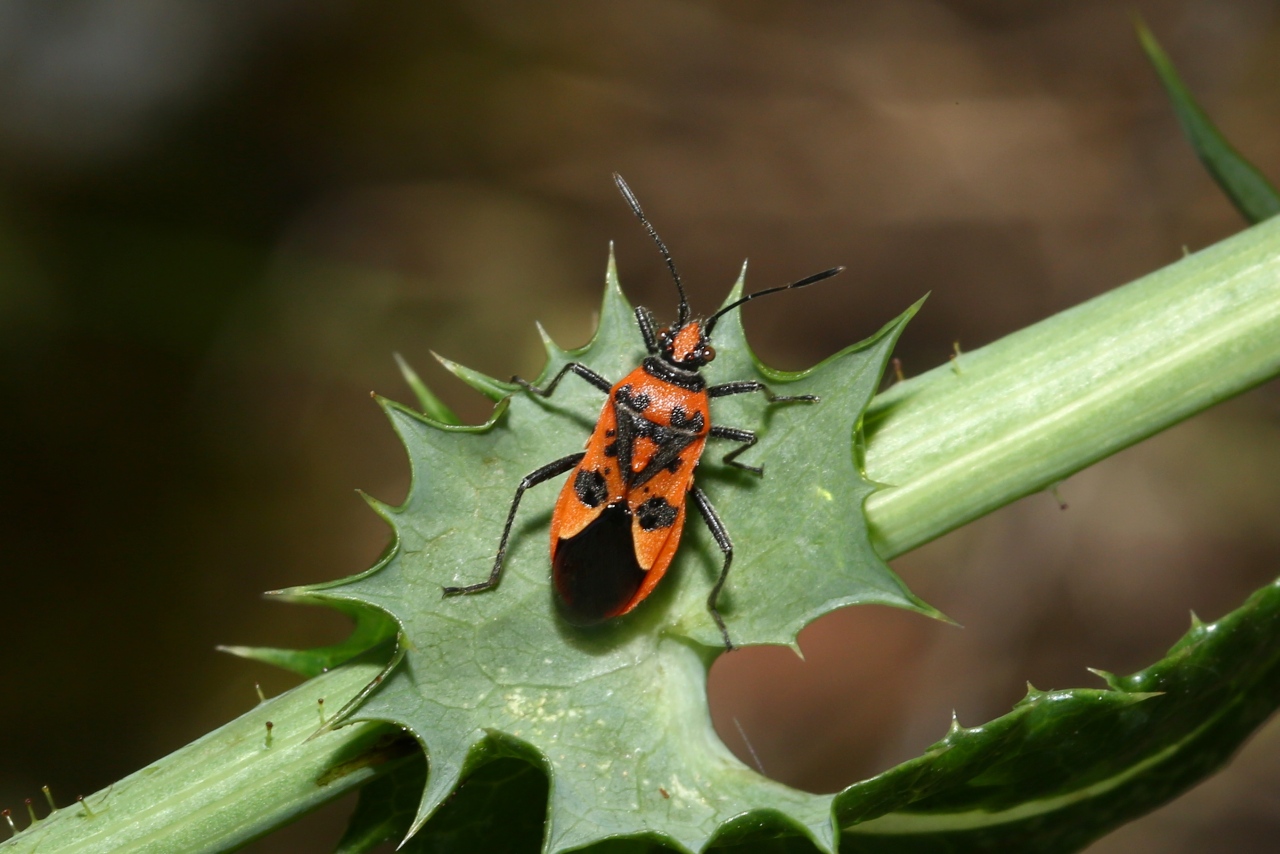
[703,266,845,338]
[613,173,690,325]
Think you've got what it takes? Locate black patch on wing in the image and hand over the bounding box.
[615,384,651,412]
[637,496,678,531]
[573,469,608,508]
[553,502,645,624]
[669,405,704,432]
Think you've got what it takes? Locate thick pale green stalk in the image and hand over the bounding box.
[4,218,1278,852]
[2,662,404,853]
[863,215,1280,559]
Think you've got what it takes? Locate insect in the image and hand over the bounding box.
[443,174,842,650]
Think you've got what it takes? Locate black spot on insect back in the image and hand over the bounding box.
[574,469,608,508]
[670,407,704,432]
[637,496,678,531]
[615,385,651,412]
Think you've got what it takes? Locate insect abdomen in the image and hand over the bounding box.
[552,502,645,624]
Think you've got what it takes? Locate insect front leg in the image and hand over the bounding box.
[443,452,586,597]
[691,487,735,651]
[709,425,765,475]
[515,363,613,397]
[707,379,819,405]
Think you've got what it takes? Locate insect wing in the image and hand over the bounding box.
[626,436,702,570]
[549,399,626,544]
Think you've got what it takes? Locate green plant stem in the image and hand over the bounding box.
[6,218,1280,852]
[2,661,407,853]
[863,215,1280,559]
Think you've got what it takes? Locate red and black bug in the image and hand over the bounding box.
[444,174,842,650]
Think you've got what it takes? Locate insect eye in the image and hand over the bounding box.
[658,327,671,343]
[702,345,716,362]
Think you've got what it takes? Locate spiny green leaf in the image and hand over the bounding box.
[306,255,932,853]
[433,351,517,401]
[394,352,461,425]
[218,595,398,678]
[837,576,1280,851]
[1136,16,1280,224]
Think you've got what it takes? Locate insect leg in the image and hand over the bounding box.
[443,452,586,597]
[691,486,735,651]
[515,363,613,397]
[635,307,660,354]
[708,425,763,475]
[708,380,818,404]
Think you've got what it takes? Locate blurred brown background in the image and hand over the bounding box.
[1,1,1278,851]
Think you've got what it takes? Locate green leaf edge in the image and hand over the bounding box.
[216,594,399,678]
[1136,15,1280,224]
[837,576,1280,851]
[699,267,945,644]
[394,352,461,425]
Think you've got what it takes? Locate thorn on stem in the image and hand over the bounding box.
[265,720,275,749]
[77,796,94,818]
[891,357,905,384]
[255,683,267,704]
[1048,482,1069,510]
[41,786,56,813]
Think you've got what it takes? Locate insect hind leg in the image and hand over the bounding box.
[443,452,585,597]
[515,363,612,397]
[691,487,735,651]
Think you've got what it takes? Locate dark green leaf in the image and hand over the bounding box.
[338,751,550,854]
[836,576,1280,851]
[219,594,399,678]
[1137,16,1280,223]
